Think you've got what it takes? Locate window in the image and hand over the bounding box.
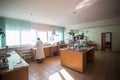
[38,31,47,43]
[6,29,64,46]
[6,30,48,46]
[30,29,37,45]
[6,30,20,46]
[21,31,31,45]
[48,31,60,44]
[54,35,60,43]
[48,31,54,43]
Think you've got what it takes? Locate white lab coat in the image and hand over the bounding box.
[35,40,45,59]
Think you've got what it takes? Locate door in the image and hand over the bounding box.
[101,32,112,51]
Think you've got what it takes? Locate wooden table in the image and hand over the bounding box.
[60,47,95,73]
[0,50,29,80]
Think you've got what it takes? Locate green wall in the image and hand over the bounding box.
[0,17,30,47]
[57,26,65,41]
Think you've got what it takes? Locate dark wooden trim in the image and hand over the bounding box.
[101,32,112,51]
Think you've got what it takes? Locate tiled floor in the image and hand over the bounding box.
[28,51,120,80]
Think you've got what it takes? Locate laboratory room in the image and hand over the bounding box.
[0,0,120,80]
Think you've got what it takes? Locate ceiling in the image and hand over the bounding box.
[0,0,120,27]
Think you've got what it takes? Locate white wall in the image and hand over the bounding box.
[65,18,120,51]
[66,17,120,31]
[82,25,120,51]
[31,22,56,31]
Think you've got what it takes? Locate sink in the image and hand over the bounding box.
[0,53,10,70]
[0,53,10,58]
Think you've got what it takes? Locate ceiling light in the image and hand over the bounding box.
[73,11,76,14]
[75,0,98,10]
[52,19,55,21]
[30,13,33,15]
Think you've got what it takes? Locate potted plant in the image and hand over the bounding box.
[0,28,5,38]
[80,33,84,39]
[68,30,75,37]
[76,33,84,40]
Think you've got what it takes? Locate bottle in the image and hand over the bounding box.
[77,45,79,51]
[67,45,70,49]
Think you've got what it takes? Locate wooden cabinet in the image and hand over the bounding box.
[60,47,95,73]
[32,45,60,59]
[86,48,95,62]
[32,48,36,60]
[44,46,60,57]
[52,46,59,53]
[59,44,67,48]
[0,51,29,80]
[0,67,28,80]
[32,46,51,58]
[44,47,51,57]
[51,46,60,56]
[88,44,97,50]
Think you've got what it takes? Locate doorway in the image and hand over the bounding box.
[101,32,112,51]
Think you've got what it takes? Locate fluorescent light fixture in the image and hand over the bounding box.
[75,0,98,10]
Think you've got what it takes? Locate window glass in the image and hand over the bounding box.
[30,29,37,45]
[54,35,59,42]
[48,31,54,43]
[38,31,47,43]
[53,31,60,43]
[21,31,31,45]
[6,30,20,46]
[58,33,62,41]
[5,29,63,46]
[48,31,60,43]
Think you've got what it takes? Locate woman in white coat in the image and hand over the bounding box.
[35,38,45,63]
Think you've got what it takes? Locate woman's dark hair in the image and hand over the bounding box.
[73,37,76,39]
[37,38,40,40]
